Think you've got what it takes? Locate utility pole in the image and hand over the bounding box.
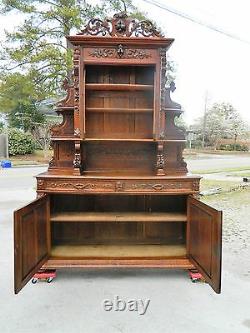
[202,91,208,149]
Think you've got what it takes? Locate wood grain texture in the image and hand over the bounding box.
[44,258,194,269]
[50,244,186,258]
[14,195,49,294]
[50,211,187,223]
[14,13,223,295]
[187,196,222,294]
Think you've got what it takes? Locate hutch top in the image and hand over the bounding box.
[14,12,222,294]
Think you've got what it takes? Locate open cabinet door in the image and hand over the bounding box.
[14,195,50,294]
[187,196,222,294]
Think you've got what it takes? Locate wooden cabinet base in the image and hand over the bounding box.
[43,258,195,269]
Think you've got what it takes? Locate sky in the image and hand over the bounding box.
[1,0,250,124]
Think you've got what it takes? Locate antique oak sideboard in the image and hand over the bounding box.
[14,13,222,294]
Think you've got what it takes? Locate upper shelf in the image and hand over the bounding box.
[86,107,153,113]
[85,84,154,91]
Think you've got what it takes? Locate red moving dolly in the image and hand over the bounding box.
[32,270,56,284]
[189,269,206,283]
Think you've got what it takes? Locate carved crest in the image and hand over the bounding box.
[79,12,163,38]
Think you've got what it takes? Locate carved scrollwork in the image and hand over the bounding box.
[89,46,152,59]
[80,18,112,36]
[49,156,56,168]
[79,12,163,38]
[56,77,74,108]
[130,20,162,37]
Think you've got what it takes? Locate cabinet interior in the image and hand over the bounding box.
[85,65,154,139]
[50,194,187,258]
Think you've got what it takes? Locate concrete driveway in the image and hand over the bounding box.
[0,166,250,333]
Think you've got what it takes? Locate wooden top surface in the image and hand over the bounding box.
[37,171,201,180]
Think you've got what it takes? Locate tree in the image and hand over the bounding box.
[8,101,45,132]
[0,0,143,101]
[0,1,176,102]
[192,102,247,149]
[0,72,46,113]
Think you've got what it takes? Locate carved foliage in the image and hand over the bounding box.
[37,178,199,193]
[79,12,163,38]
[56,78,74,108]
[89,46,152,59]
[73,141,82,170]
[73,47,80,115]
[156,142,165,176]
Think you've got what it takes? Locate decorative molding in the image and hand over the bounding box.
[192,180,200,192]
[37,178,199,193]
[74,128,81,137]
[79,12,163,38]
[88,46,152,59]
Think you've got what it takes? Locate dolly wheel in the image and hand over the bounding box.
[47,277,53,283]
[32,278,38,284]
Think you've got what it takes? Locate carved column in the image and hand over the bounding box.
[73,47,82,175]
[156,141,165,176]
[159,48,167,139]
[73,47,81,138]
[73,140,82,175]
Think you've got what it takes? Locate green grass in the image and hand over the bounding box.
[9,149,52,166]
[200,179,240,192]
[191,166,250,174]
[227,172,250,177]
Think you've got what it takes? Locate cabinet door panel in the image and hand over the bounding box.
[14,195,50,294]
[187,196,222,293]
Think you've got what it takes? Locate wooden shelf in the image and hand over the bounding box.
[84,138,186,142]
[51,212,187,223]
[84,138,154,142]
[51,137,77,141]
[85,84,154,91]
[86,107,153,113]
[50,244,187,258]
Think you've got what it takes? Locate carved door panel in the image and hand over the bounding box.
[187,196,222,293]
[14,195,50,294]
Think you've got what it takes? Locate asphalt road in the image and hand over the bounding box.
[186,154,250,171]
[1,153,250,193]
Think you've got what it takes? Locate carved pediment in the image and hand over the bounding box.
[78,12,163,38]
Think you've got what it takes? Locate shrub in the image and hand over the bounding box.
[219,143,249,151]
[6,128,36,155]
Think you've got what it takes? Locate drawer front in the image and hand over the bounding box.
[37,178,200,194]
